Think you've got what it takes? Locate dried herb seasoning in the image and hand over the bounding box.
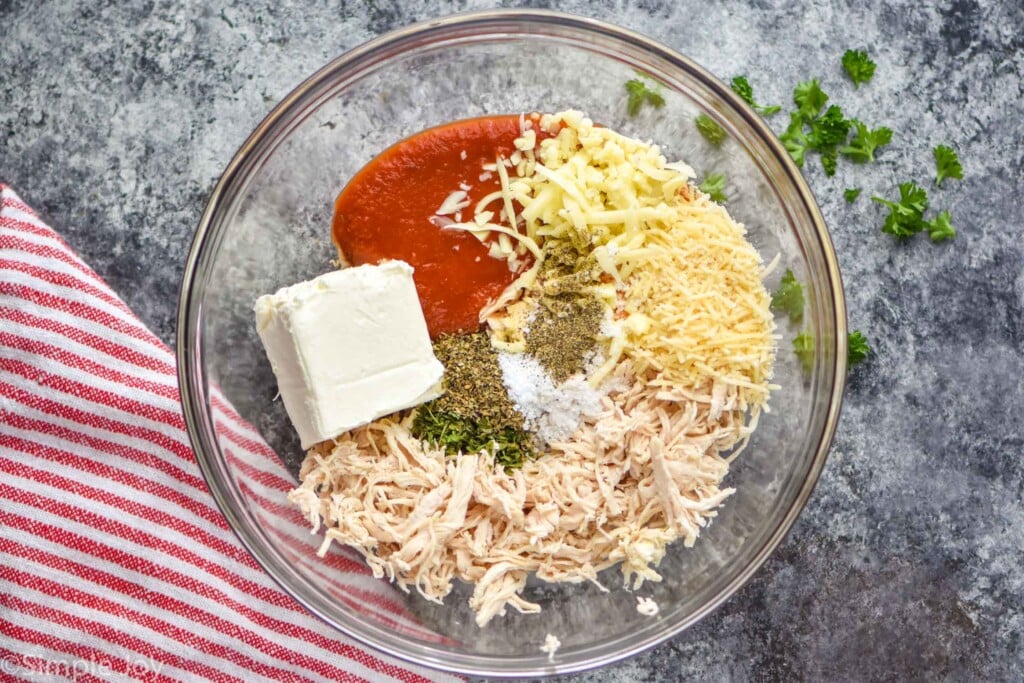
[429,332,523,430]
[412,405,532,470]
[524,293,604,382]
[411,332,534,470]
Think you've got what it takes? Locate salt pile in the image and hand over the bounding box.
[498,351,608,445]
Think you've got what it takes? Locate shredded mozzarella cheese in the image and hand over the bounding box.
[436,189,471,215]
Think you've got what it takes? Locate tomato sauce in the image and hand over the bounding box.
[333,115,532,338]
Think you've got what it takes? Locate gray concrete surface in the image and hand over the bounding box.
[2,1,1022,680]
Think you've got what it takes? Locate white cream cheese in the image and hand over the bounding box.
[254,261,444,449]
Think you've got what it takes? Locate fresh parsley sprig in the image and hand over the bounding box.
[698,172,728,203]
[933,145,963,186]
[872,182,929,238]
[848,330,871,366]
[771,269,805,324]
[695,114,727,146]
[793,332,815,374]
[780,81,890,177]
[821,152,838,177]
[807,105,851,149]
[793,79,829,119]
[844,188,862,203]
[926,210,956,242]
[840,121,893,163]
[807,105,851,177]
[872,182,957,242]
[781,113,810,167]
[731,75,781,116]
[625,77,666,116]
[842,49,876,88]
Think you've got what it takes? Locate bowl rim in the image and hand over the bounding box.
[177,7,847,678]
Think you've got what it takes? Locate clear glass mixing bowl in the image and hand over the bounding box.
[177,9,846,678]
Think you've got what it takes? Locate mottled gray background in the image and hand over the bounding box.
[2,0,1022,680]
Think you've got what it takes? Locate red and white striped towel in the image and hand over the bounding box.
[0,184,460,682]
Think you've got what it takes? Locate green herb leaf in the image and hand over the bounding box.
[783,139,807,167]
[625,78,665,117]
[805,105,850,176]
[793,331,814,374]
[840,120,893,163]
[771,269,804,324]
[848,330,871,366]
[842,49,876,88]
[793,79,829,120]
[411,405,533,470]
[695,114,727,146]
[844,188,862,202]
[781,112,810,167]
[699,172,728,203]
[625,79,646,117]
[807,105,852,150]
[933,144,963,186]
[730,75,782,116]
[731,75,754,104]
[872,182,929,238]
[925,209,956,242]
[821,150,838,177]
[783,82,857,173]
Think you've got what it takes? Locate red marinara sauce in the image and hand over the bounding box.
[333,115,536,338]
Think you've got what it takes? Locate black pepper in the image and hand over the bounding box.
[525,292,604,382]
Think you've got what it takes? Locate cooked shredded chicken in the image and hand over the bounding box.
[289,361,756,626]
[636,596,659,616]
[541,633,561,661]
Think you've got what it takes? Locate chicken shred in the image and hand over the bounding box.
[289,361,755,626]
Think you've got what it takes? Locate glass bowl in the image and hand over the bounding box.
[177,9,846,678]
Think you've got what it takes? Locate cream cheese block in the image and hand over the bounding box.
[254,261,444,449]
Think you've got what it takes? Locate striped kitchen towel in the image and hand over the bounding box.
[0,184,459,683]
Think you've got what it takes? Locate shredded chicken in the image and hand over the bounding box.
[636,596,659,616]
[541,633,561,661]
[289,361,756,626]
